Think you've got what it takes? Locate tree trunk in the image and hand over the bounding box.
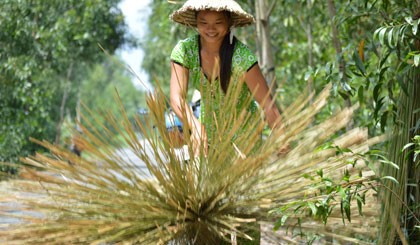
[381,63,419,245]
[405,10,420,242]
[306,0,314,100]
[326,0,353,130]
[406,62,420,243]
[380,8,420,244]
[55,62,74,145]
[255,0,277,96]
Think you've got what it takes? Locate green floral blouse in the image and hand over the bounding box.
[171,35,258,88]
[170,35,262,145]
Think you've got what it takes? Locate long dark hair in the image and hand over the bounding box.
[196,10,236,93]
[219,11,235,93]
[219,32,236,93]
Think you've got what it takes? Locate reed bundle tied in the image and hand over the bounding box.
[0,84,383,244]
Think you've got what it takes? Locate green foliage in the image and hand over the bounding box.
[273,145,375,229]
[268,10,420,243]
[413,135,420,165]
[402,135,420,167]
[369,1,420,244]
[0,0,128,171]
[266,0,417,138]
[374,16,420,50]
[79,56,148,132]
[140,1,189,95]
[0,73,55,165]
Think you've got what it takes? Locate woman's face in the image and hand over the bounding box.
[196,10,230,44]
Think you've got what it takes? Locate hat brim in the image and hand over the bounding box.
[170,1,255,28]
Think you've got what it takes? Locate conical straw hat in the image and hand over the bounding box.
[170,0,255,27]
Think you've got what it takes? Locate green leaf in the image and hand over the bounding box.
[356,196,363,216]
[357,86,364,105]
[322,178,333,186]
[413,18,419,35]
[304,70,312,81]
[338,91,350,100]
[307,201,317,215]
[341,81,352,92]
[399,25,407,43]
[414,55,420,67]
[380,111,388,132]
[402,142,415,152]
[378,27,388,46]
[393,25,402,46]
[373,83,381,102]
[404,16,413,25]
[378,66,389,83]
[396,72,410,96]
[273,215,288,230]
[375,27,387,46]
[387,27,394,48]
[381,176,399,185]
[343,169,350,182]
[317,169,324,178]
[353,51,366,76]
[340,199,351,223]
[373,97,384,120]
[380,49,392,68]
[280,215,288,226]
[344,202,351,222]
[379,159,400,170]
[303,173,314,180]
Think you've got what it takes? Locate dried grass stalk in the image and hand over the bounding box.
[0,83,383,244]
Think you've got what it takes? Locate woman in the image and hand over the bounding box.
[169,0,285,156]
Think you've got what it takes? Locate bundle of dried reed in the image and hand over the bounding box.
[0,84,383,244]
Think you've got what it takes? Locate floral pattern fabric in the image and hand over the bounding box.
[170,35,262,145]
[171,35,258,89]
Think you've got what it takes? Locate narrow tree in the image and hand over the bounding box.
[326,0,354,130]
[378,2,420,243]
[255,0,277,95]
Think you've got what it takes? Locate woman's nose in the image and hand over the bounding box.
[207,24,215,30]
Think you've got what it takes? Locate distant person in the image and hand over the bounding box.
[70,125,84,158]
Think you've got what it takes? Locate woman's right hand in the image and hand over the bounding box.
[190,120,208,157]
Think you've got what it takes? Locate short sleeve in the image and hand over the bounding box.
[232,42,258,73]
[171,40,187,67]
[170,36,198,69]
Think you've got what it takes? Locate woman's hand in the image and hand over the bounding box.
[190,120,208,157]
[277,142,290,156]
[270,127,290,156]
[170,61,208,156]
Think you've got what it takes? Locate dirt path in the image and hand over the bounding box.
[0,179,44,228]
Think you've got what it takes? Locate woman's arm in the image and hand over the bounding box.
[245,65,289,154]
[169,62,192,125]
[170,62,207,155]
[244,65,284,130]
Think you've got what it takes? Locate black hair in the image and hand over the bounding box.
[219,33,236,93]
[195,10,236,93]
[219,11,235,93]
